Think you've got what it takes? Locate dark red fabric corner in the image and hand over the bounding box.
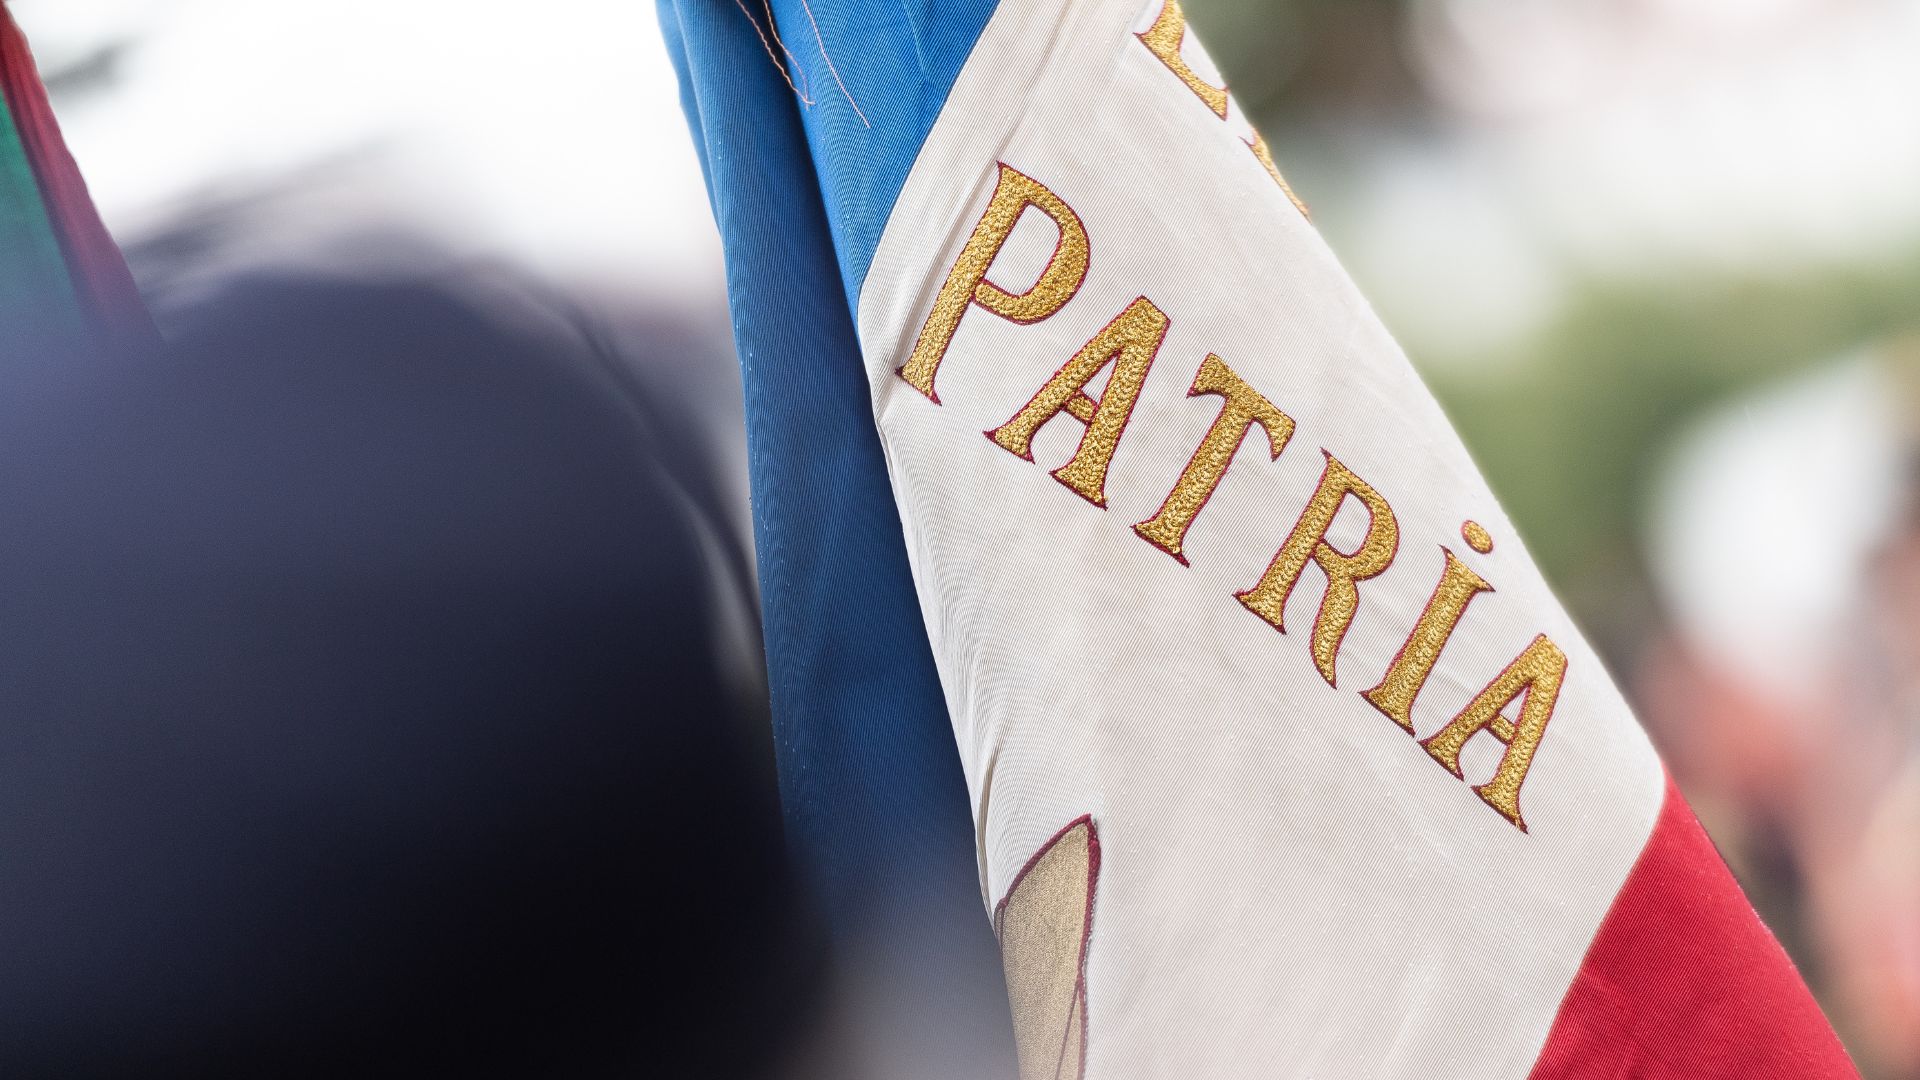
[1531,776,1857,1078]
[0,4,155,352]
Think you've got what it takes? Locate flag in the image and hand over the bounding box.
[0,2,150,354]
[659,0,1858,1075]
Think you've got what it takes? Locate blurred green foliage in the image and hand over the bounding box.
[1431,254,1920,655]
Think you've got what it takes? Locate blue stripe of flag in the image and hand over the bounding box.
[657,0,1014,1066]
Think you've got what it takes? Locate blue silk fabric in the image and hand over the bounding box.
[656,0,1015,1069]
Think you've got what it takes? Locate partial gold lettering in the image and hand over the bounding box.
[1236,454,1399,686]
[1420,634,1568,831]
[1133,354,1295,564]
[1137,0,1228,119]
[900,163,1091,402]
[1361,549,1493,732]
[988,297,1171,507]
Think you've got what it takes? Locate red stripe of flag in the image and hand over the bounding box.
[1531,776,1857,1078]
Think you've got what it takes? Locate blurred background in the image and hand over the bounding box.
[8,0,1917,1074]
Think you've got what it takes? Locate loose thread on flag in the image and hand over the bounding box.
[760,0,814,103]
[734,0,812,104]
[797,0,870,129]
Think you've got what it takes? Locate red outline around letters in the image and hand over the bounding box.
[1359,544,1496,731]
[900,162,1094,405]
[982,161,1089,327]
[1233,450,1402,688]
[1132,354,1291,567]
[1134,0,1232,121]
[984,297,1170,512]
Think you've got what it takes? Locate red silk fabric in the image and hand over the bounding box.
[1532,776,1857,1078]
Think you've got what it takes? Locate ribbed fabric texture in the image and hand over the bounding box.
[657,0,1016,1072]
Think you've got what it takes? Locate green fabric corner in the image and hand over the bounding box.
[0,95,85,345]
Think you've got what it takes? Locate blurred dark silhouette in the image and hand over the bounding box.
[0,242,815,1077]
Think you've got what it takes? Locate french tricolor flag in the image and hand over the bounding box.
[660,0,1858,1076]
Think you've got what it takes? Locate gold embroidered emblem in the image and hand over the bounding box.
[995,817,1100,1080]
